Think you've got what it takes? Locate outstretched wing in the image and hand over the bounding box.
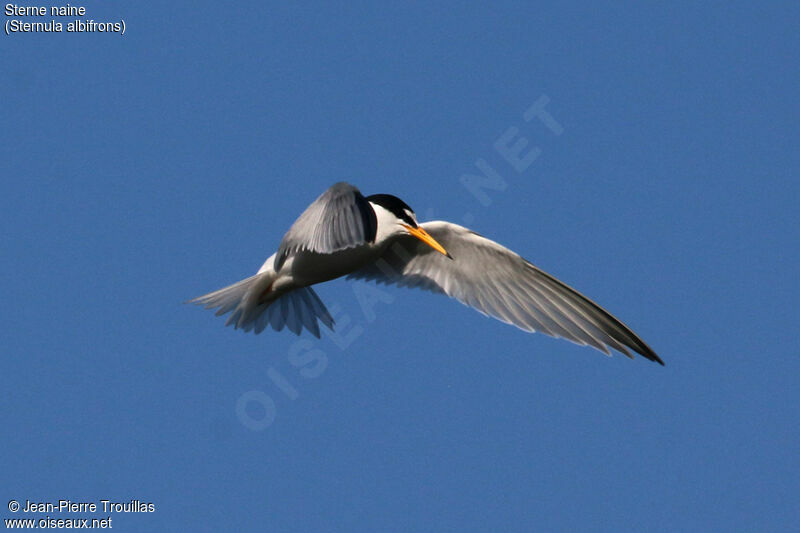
[348,221,662,364]
[275,182,377,270]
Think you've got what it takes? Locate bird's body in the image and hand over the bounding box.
[190,182,663,364]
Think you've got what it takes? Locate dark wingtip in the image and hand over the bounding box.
[639,346,665,366]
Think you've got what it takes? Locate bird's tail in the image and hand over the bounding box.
[188,273,335,337]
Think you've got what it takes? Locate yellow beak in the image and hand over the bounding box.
[403,225,452,258]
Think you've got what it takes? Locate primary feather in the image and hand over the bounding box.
[348,221,663,365]
[275,182,377,270]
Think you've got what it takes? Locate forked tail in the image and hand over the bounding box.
[188,273,335,337]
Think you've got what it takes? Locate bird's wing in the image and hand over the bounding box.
[348,221,662,364]
[275,182,377,270]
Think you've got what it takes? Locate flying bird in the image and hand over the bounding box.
[190,183,662,364]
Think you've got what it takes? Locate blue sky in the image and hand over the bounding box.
[2,1,798,531]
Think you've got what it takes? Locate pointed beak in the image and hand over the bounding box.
[403,225,452,259]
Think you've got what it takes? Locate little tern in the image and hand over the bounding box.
[190,182,662,364]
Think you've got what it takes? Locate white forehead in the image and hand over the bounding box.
[369,202,417,241]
